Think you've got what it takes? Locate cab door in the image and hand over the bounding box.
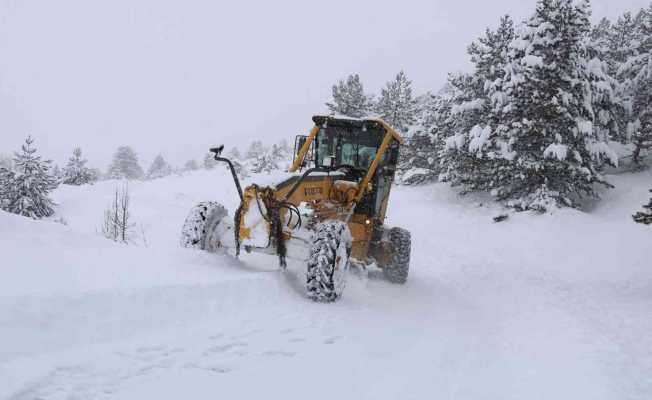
[373,139,399,223]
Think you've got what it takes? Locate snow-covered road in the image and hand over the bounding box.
[1,169,651,399]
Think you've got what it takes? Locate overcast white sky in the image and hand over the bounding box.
[0,0,648,168]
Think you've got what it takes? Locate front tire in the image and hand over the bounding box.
[180,202,232,252]
[306,221,352,303]
[382,227,411,284]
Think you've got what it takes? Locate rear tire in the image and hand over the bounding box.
[382,227,411,284]
[180,202,232,252]
[306,221,352,303]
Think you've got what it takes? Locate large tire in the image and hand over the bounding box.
[180,202,232,252]
[306,221,352,303]
[382,227,411,284]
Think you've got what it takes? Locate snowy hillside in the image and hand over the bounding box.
[1,167,651,400]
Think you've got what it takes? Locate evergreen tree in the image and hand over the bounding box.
[585,32,620,151]
[227,147,242,161]
[633,189,652,224]
[590,17,612,58]
[398,93,452,184]
[51,165,64,184]
[439,16,515,192]
[245,140,265,160]
[0,166,14,209]
[376,71,418,132]
[250,146,281,174]
[63,147,94,185]
[604,12,638,76]
[2,136,58,218]
[88,168,103,182]
[107,146,144,180]
[618,5,652,165]
[203,152,218,169]
[146,154,172,179]
[271,142,290,165]
[0,153,12,171]
[326,74,373,118]
[184,159,199,171]
[488,0,617,211]
[276,139,291,156]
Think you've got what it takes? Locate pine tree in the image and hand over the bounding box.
[0,153,12,171]
[52,165,64,184]
[227,147,242,161]
[375,71,418,132]
[63,147,94,185]
[633,189,652,224]
[326,74,373,118]
[439,16,515,193]
[488,0,617,211]
[276,139,291,156]
[0,166,15,209]
[146,154,172,179]
[89,168,102,181]
[203,153,218,169]
[271,142,291,166]
[585,33,620,151]
[245,140,265,160]
[398,93,452,184]
[184,159,199,171]
[618,5,652,165]
[250,146,281,174]
[2,136,58,218]
[590,17,612,58]
[107,146,144,180]
[602,12,638,77]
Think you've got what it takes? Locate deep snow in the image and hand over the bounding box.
[1,167,651,400]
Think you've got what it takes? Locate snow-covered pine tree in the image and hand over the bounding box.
[585,29,620,155]
[245,140,265,160]
[250,146,280,174]
[232,159,248,178]
[490,0,617,211]
[88,168,102,182]
[618,5,652,166]
[271,141,291,168]
[633,189,652,224]
[0,153,12,171]
[590,17,612,59]
[439,16,515,193]
[276,139,291,156]
[184,159,199,171]
[63,147,94,185]
[375,71,419,133]
[146,154,172,179]
[52,165,64,184]
[2,136,58,218]
[326,74,373,118]
[0,165,15,209]
[227,147,242,161]
[107,146,144,180]
[397,93,453,184]
[604,12,638,77]
[203,153,218,169]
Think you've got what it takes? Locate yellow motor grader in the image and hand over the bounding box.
[180,115,411,302]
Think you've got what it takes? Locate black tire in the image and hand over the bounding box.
[180,202,231,251]
[306,221,352,303]
[383,227,411,284]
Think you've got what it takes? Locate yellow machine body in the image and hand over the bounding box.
[235,115,404,262]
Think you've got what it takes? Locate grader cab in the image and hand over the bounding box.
[180,115,411,302]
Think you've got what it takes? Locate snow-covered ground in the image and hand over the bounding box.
[1,167,651,400]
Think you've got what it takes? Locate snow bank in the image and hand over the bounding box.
[1,168,651,400]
